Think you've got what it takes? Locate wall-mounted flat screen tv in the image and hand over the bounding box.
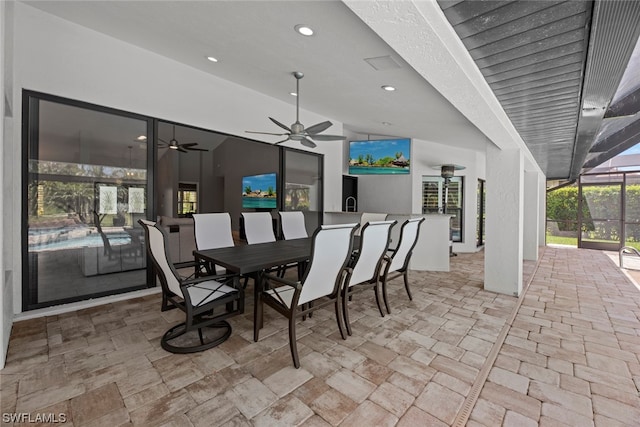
[349,138,411,175]
[242,172,277,209]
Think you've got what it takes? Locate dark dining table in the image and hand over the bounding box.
[194,238,313,342]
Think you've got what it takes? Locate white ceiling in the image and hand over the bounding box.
[23,0,490,151]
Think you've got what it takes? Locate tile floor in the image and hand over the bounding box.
[1,247,639,426]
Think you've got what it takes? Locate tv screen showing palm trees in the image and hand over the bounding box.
[242,173,277,209]
[349,138,411,174]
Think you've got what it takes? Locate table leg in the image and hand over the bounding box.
[253,272,263,342]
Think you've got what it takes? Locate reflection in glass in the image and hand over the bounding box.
[26,96,150,309]
[283,149,322,235]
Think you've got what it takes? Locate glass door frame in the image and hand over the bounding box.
[280,146,324,237]
[578,174,624,251]
[21,90,156,311]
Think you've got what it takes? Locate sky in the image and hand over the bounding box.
[242,173,276,193]
[620,143,640,155]
[349,138,411,160]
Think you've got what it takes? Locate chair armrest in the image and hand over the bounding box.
[181,272,240,287]
[262,272,302,290]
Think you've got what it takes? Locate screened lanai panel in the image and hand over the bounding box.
[625,172,640,248]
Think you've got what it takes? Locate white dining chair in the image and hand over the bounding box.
[138,219,244,353]
[242,212,290,281]
[356,212,388,235]
[193,213,234,275]
[279,211,308,240]
[342,219,396,336]
[257,223,358,368]
[242,212,276,244]
[380,217,425,314]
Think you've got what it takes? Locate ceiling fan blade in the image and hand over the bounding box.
[158,137,169,145]
[308,134,347,141]
[305,121,333,135]
[245,131,289,136]
[177,147,188,153]
[269,117,292,132]
[301,137,317,148]
[182,143,206,149]
[185,146,208,152]
[274,137,291,145]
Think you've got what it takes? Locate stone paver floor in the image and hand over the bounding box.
[1,247,639,426]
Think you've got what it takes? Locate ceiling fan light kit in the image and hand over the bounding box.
[246,71,346,148]
[159,125,208,153]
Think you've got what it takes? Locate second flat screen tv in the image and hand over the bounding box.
[349,138,411,175]
[242,172,277,209]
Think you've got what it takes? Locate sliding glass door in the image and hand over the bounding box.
[281,148,323,235]
[23,92,154,310]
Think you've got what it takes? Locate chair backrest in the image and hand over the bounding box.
[242,212,276,244]
[279,211,308,240]
[138,219,182,297]
[389,217,425,272]
[348,220,396,287]
[193,213,234,250]
[356,212,388,235]
[298,223,358,305]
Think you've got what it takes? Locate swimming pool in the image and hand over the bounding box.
[29,232,133,252]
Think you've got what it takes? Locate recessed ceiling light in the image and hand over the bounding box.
[206,56,218,63]
[294,24,314,36]
[381,85,396,91]
[382,122,392,126]
[290,92,297,97]
[136,135,147,141]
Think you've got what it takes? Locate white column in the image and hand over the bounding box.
[539,175,547,245]
[523,171,540,261]
[485,146,524,296]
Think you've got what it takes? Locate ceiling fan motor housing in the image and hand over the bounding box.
[291,122,304,137]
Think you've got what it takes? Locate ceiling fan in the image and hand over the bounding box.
[159,125,208,153]
[246,71,347,148]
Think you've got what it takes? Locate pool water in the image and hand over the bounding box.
[29,233,132,252]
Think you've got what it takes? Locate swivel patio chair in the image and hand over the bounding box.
[257,223,358,368]
[279,211,308,240]
[139,219,244,353]
[193,213,235,276]
[380,217,425,314]
[342,220,396,336]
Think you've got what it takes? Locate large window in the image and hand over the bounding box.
[177,183,198,216]
[23,92,153,310]
[422,176,464,242]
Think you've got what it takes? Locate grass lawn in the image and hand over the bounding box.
[546,235,577,246]
[546,234,640,251]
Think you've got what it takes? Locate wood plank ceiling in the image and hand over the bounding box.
[438,0,640,180]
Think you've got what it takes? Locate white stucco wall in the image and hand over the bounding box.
[345,131,487,253]
[1,0,8,369]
